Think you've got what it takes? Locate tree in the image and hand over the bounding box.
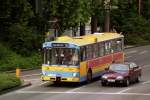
[44,0,90,36]
[141,0,150,19]
[90,0,103,33]
[111,0,138,33]
[0,0,43,56]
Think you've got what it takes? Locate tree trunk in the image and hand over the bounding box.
[104,10,110,32]
[137,0,141,16]
[91,15,97,34]
[80,22,85,36]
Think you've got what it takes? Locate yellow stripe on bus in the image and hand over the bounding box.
[42,66,79,72]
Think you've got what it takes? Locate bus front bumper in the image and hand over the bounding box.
[41,75,80,82]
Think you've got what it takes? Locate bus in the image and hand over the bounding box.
[41,32,124,83]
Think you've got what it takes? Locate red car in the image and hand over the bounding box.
[101,62,142,86]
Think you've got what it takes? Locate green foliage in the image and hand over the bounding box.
[0,43,41,71]
[111,0,150,45]
[118,16,150,45]
[124,33,147,45]
[46,0,91,34]
[7,23,42,56]
[0,73,21,91]
[1,0,150,72]
[142,0,150,19]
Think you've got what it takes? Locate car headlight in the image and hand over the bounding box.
[116,76,123,80]
[72,73,79,77]
[102,75,108,79]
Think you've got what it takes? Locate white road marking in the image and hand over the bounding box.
[126,50,137,55]
[16,90,150,96]
[125,56,132,59]
[142,80,150,85]
[117,88,131,93]
[139,50,148,55]
[66,86,86,92]
[143,64,150,68]
[21,73,41,78]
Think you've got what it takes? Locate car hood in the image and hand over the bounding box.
[104,71,128,78]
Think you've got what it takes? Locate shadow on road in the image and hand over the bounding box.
[44,77,101,88]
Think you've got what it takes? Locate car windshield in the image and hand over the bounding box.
[43,48,79,66]
[109,64,129,73]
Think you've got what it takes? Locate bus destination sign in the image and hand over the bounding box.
[52,43,69,47]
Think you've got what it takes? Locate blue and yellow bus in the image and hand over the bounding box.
[41,32,124,83]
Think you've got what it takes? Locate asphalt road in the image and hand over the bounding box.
[1,45,150,100]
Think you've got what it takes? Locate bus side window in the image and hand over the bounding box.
[94,43,99,58]
[111,40,116,53]
[104,41,111,55]
[82,47,85,61]
[86,45,90,59]
[88,45,92,59]
[99,42,104,57]
[112,38,123,52]
[116,39,122,52]
[81,46,87,61]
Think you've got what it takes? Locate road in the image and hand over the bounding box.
[1,45,150,100]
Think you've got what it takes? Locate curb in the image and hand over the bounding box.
[4,68,40,73]
[0,82,32,95]
[125,44,150,49]
[124,45,134,49]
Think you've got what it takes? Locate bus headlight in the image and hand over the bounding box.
[72,73,79,77]
[42,71,46,75]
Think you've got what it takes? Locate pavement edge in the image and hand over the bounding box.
[0,82,32,95]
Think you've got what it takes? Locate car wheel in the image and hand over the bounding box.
[101,81,107,86]
[124,79,130,87]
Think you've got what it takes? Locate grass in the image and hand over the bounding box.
[0,73,21,92]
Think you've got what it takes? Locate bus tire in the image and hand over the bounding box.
[87,70,92,83]
[53,81,60,85]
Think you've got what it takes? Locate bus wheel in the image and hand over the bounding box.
[53,81,60,85]
[87,70,92,83]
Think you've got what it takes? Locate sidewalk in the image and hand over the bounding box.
[124,45,134,49]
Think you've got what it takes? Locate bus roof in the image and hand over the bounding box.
[54,32,123,46]
[43,32,123,47]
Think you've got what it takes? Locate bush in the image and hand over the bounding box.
[0,43,41,71]
[121,17,150,45]
[124,33,148,45]
[0,73,21,91]
[8,23,43,56]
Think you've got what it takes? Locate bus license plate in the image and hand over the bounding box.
[108,79,115,82]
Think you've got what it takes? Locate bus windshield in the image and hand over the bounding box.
[43,48,79,66]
